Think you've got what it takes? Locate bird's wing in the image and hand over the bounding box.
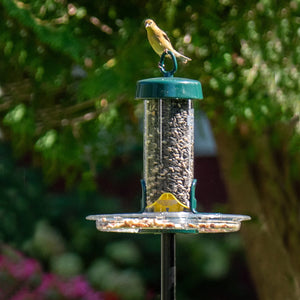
[158,30,174,50]
[162,31,171,43]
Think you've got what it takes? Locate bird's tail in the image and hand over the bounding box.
[173,50,192,64]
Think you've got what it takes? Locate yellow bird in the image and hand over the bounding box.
[144,19,192,64]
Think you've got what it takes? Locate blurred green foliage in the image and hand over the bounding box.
[0,142,255,298]
[1,0,299,298]
[0,0,298,184]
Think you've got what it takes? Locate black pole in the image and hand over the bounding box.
[161,233,176,300]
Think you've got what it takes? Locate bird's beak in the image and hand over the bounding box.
[145,23,150,28]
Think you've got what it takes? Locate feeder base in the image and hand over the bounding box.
[86,212,250,234]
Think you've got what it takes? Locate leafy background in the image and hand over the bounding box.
[0,0,299,299]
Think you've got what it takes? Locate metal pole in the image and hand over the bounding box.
[161,233,176,300]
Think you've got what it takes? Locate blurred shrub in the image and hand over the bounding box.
[0,245,111,300]
[50,252,83,279]
[176,234,255,299]
[105,241,141,266]
[87,259,145,300]
[0,140,255,299]
[29,220,66,259]
[0,141,147,298]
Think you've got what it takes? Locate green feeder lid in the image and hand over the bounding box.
[136,50,203,100]
[136,77,203,100]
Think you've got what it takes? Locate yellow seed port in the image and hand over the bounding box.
[146,192,189,212]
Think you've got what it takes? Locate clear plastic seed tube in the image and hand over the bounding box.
[144,98,194,209]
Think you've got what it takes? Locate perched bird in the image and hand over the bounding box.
[144,19,192,64]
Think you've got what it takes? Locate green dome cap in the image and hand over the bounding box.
[136,77,203,100]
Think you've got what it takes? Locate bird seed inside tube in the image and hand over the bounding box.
[144,98,194,209]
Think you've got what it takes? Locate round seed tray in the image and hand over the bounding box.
[86,212,251,234]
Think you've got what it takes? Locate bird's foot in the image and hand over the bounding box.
[158,62,165,71]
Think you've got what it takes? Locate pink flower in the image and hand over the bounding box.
[0,246,41,281]
[11,258,41,281]
[61,276,90,298]
[10,289,36,300]
[36,274,105,300]
[1,245,109,300]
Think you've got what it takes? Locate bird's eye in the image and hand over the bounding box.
[145,19,154,28]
